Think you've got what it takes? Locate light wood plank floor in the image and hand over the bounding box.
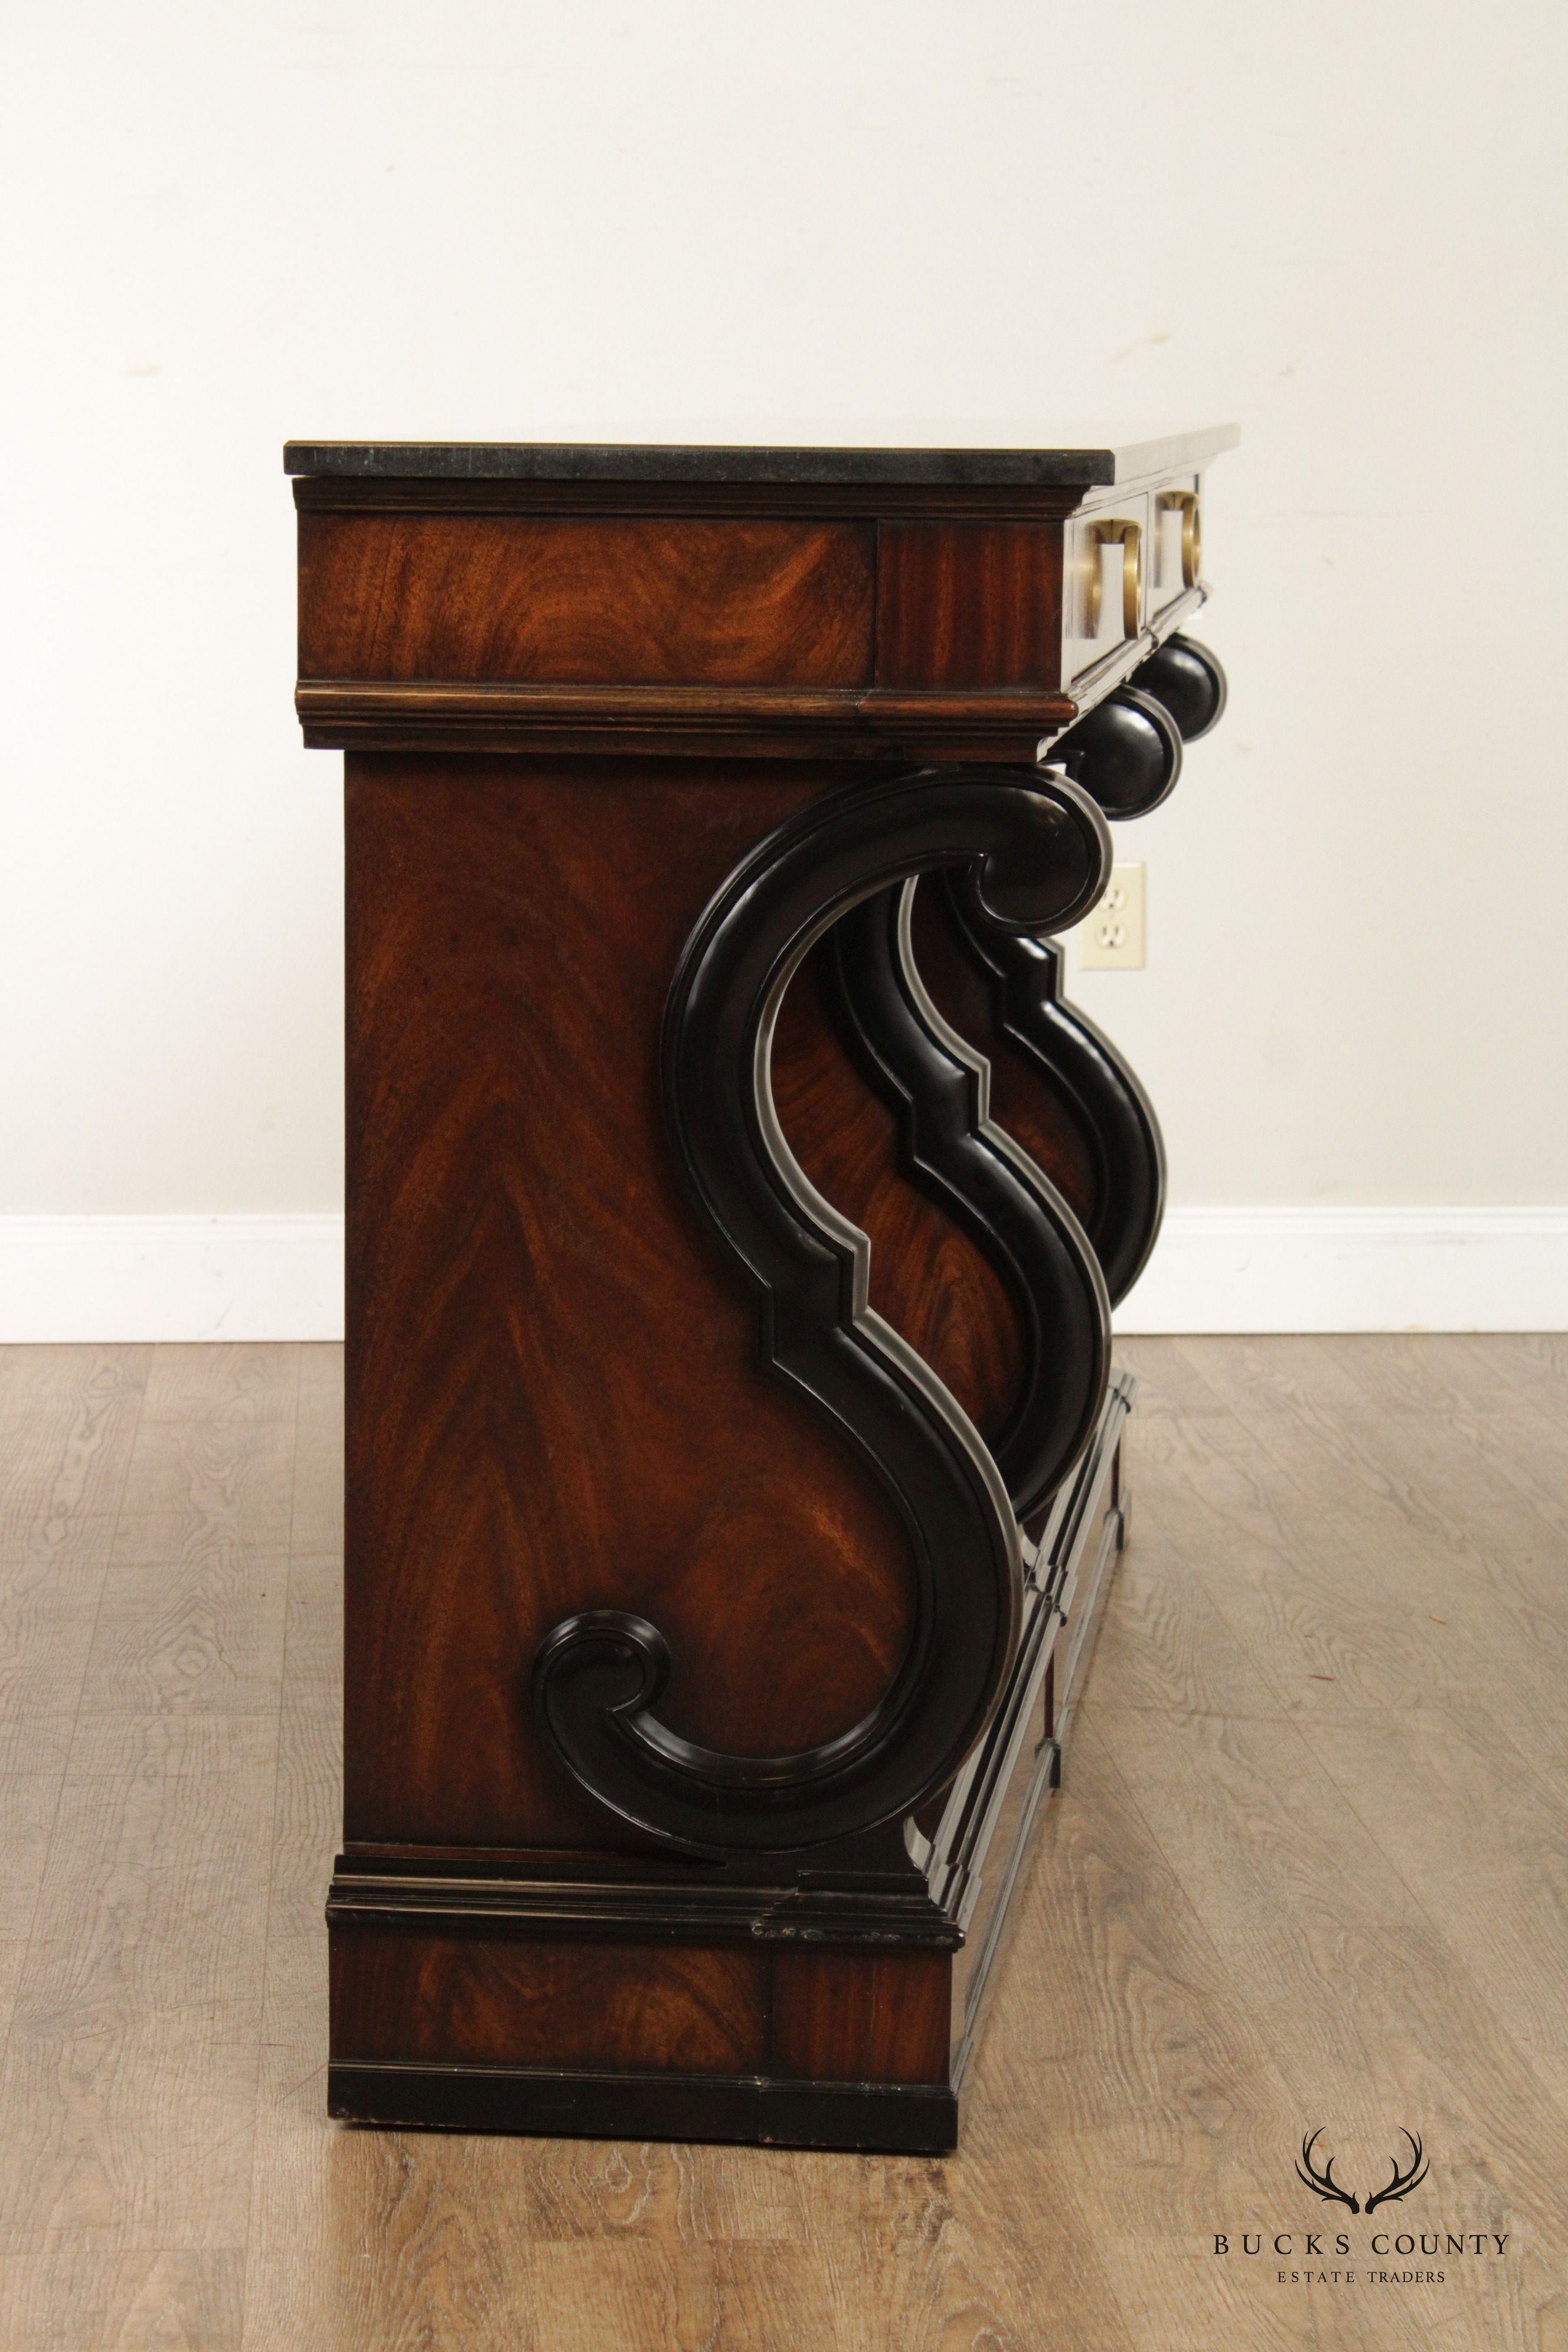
[0,1337,1563,2350]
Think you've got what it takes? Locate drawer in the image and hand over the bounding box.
[1148,475,1204,618]
[1063,493,1149,681]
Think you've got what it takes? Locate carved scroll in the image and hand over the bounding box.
[828,884,1109,1524]
[533,765,1112,1856]
[935,868,1167,1308]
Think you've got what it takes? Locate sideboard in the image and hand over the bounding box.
[286,426,1236,2153]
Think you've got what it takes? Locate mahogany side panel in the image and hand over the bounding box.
[302,515,875,685]
[331,1931,768,2073]
[771,1949,951,2085]
[875,524,1064,690]
[345,753,917,1851]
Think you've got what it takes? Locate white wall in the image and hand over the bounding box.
[2,1,1565,1330]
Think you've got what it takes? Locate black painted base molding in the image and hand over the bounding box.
[329,2062,958,2155]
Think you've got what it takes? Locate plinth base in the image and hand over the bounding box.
[325,1377,1133,2154]
[330,2063,957,2154]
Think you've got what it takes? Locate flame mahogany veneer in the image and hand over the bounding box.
[289,430,1235,2152]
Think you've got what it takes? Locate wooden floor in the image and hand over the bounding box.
[0,1337,1564,2348]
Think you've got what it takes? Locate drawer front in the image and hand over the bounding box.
[1063,494,1149,681]
[1148,475,1204,619]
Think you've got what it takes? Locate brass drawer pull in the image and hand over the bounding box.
[1083,518,1142,641]
[1155,488,1202,589]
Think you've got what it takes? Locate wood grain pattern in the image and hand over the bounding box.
[345,753,919,1851]
[289,459,1217,758]
[299,515,875,686]
[0,1708,277,2253]
[1296,1698,1568,2110]
[874,524,1063,690]
[332,1933,768,2075]
[1,1340,1565,2348]
[0,1347,146,1724]
[0,1348,151,2105]
[344,746,1105,1875]
[0,2247,244,2351]
[770,1951,949,2086]
[80,1398,295,1715]
[770,941,1025,1467]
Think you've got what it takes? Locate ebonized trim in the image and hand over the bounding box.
[533,766,1113,1857]
[829,883,1109,1522]
[326,1866,962,1950]
[293,679,1077,761]
[932,1377,1133,2084]
[294,476,1090,524]
[1054,684,1184,819]
[1040,583,1207,740]
[328,2062,958,2153]
[937,876,1167,1306]
[917,1373,1133,1929]
[1130,632,1229,742]
[285,427,1240,487]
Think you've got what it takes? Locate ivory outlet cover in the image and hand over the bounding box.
[1077,862,1145,970]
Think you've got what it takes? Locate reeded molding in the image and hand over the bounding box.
[295,679,1074,760]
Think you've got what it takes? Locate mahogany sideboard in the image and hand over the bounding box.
[286,427,1237,2154]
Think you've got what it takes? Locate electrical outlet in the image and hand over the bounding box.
[1076,862,1145,970]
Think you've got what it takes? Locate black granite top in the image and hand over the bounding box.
[283,425,1238,488]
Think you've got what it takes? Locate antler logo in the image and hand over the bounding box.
[1296,2129,1360,2212]
[1364,2131,1429,2213]
[1295,2128,1429,2215]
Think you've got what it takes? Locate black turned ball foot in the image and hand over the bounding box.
[1130,632,1228,742]
[1054,684,1183,819]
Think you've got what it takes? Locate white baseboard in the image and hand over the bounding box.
[0,1215,344,1344]
[1114,1207,1568,1334]
[0,1208,1563,1344]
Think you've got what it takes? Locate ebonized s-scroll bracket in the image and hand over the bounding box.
[825,633,1226,1520]
[828,884,1110,1524]
[532,764,1114,1860]
[925,877,1167,1309]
